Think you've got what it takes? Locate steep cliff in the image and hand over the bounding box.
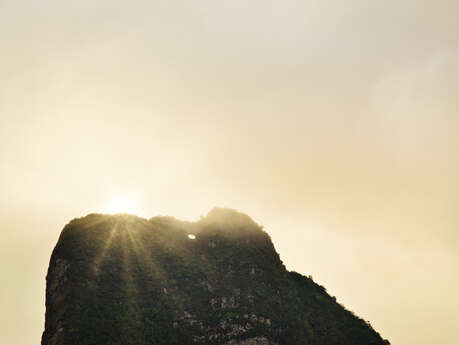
[42,208,390,345]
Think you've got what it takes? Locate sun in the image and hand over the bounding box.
[103,197,137,215]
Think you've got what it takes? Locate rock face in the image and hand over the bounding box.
[42,208,390,345]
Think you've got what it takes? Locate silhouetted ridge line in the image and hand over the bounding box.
[42,208,390,345]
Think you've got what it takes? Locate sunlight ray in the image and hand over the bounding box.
[91,223,120,276]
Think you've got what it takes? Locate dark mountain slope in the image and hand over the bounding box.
[42,208,390,345]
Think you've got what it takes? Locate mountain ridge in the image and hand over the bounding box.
[42,208,390,345]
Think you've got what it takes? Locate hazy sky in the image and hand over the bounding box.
[1,1,458,344]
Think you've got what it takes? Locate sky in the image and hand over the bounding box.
[0,1,458,344]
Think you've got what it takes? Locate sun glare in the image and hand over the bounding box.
[103,197,137,215]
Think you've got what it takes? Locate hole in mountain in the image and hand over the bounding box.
[188,234,196,240]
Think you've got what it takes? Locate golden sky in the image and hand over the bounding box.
[1,1,458,344]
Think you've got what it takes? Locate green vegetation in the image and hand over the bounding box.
[42,208,390,345]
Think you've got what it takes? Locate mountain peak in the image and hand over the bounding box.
[199,207,262,231]
[42,209,389,345]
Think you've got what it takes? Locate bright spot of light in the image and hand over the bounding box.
[103,197,137,215]
[188,234,196,239]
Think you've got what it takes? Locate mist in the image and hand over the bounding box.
[1,1,458,344]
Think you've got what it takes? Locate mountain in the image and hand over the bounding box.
[41,208,390,345]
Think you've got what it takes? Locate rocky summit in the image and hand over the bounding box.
[41,208,390,345]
